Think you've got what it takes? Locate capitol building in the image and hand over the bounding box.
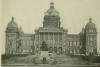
[5,2,97,56]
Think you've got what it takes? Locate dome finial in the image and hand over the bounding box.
[11,16,14,22]
[89,18,92,23]
[50,0,54,8]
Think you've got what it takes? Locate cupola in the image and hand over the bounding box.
[6,17,18,32]
[85,18,97,33]
[85,18,96,29]
[44,2,59,16]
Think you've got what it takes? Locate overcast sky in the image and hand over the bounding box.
[1,0,100,54]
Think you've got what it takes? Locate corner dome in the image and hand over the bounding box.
[85,18,96,29]
[45,2,59,16]
[7,17,18,28]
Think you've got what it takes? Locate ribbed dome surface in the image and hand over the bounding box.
[45,2,59,16]
[85,18,96,29]
[7,17,18,28]
[7,22,18,28]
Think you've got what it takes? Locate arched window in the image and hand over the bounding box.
[59,47,62,53]
[77,41,79,46]
[77,50,79,54]
[74,41,76,46]
[90,36,93,41]
[70,50,72,54]
[70,42,72,46]
[54,47,57,53]
[73,50,76,54]
[49,47,53,53]
[68,41,70,46]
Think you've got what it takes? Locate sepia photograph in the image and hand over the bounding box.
[1,0,100,67]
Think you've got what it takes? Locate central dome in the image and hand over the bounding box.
[43,2,61,28]
[45,2,59,16]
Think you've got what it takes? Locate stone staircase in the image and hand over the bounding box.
[2,54,88,65]
[54,55,88,65]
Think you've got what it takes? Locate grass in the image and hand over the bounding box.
[1,54,100,66]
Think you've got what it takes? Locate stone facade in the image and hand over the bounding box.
[5,17,34,54]
[5,2,97,56]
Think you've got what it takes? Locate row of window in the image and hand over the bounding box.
[48,47,62,53]
[20,40,33,46]
[68,41,80,46]
[88,41,96,46]
[39,40,62,44]
[36,34,62,40]
[7,40,33,50]
[7,41,17,48]
[18,49,33,53]
[68,50,80,54]
[87,37,96,41]
[6,50,16,54]
[86,29,96,32]
[6,49,33,54]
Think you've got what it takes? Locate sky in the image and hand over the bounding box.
[1,0,100,54]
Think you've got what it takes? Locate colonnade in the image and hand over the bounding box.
[35,32,64,53]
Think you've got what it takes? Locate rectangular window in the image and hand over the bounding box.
[70,50,72,53]
[70,42,72,46]
[68,41,70,46]
[74,50,76,54]
[40,33,43,40]
[59,33,62,42]
[37,35,39,40]
[74,41,76,46]
[77,41,79,46]
[77,50,79,54]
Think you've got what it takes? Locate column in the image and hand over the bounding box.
[58,32,60,47]
[47,32,49,47]
[44,32,45,41]
[48,32,50,51]
[53,32,54,53]
[38,33,40,54]
[57,33,59,48]
[72,41,74,54]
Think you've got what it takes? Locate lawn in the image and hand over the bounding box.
[1,54,100,66]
